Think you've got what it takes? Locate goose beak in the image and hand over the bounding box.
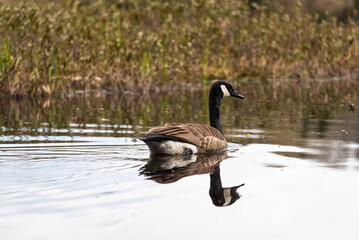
[231,91,244,99]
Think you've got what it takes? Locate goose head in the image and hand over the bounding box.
[210,81,244,100]
[208,81,244,133]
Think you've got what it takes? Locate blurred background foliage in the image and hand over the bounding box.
[0,0,358,97]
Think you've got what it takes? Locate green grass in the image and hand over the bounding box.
[0,0,358,97]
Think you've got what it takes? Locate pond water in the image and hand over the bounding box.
[0,82,359,240]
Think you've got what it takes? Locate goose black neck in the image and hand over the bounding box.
[209,88,223,134]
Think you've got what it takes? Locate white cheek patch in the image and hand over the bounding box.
[221,85,230,97]
[223,188,232,206]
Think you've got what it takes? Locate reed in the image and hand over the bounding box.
[0,0,358,97]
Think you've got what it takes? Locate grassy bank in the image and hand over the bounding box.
[0,0,358,97]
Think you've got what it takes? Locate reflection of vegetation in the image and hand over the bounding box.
[318,108,330,139]
[0,0,358,96]
[0,81,358,145]
[301,109,311,138]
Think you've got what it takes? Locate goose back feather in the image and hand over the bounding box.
[142,123,227,154]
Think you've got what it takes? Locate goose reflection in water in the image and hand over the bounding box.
[139,151,244,207]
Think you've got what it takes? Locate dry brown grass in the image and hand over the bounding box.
[0,0,358,97]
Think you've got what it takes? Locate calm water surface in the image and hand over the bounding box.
[0,83,359,239]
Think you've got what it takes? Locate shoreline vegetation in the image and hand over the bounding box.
[0,0,359,97]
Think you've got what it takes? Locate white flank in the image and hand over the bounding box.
[160,155,197,169]
[220,85,230,97]
[145,141,198,155]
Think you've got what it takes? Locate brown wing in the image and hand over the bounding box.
[147,123,228,153]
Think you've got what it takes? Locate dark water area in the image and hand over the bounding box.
[0,81,359,239]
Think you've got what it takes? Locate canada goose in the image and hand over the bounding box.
[141,81,244,155]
